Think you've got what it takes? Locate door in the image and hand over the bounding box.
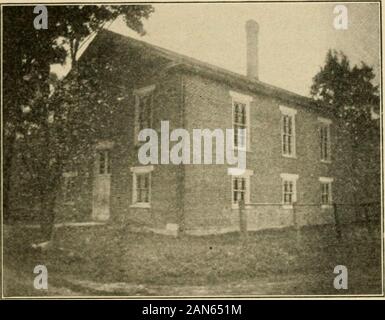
[92,149,111,221]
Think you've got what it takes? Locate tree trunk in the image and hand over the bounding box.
[350,136,362,221]
[3,130,16,221]
[39,189,58,242]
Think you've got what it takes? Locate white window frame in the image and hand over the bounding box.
[62,171,78,205]
[280,173,299,209]
[318,117,332,163]
[228,168,254,209]
[230,90,252,152]
[133,84,155,145]
[130,166,154,208]
[279,105,297,158]
[319,177,333,209]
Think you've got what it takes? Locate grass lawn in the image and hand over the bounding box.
[3,221,382,296]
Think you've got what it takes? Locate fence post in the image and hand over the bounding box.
[333,203,342,240]
[363,203,373,238]
[292,201,301,246]
[239,199,248,243]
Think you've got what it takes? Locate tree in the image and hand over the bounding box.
[310,50,380,206]
[310,50,379,142]
[3,5,154,240]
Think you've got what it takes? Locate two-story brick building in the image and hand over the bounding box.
[56,20,379,234]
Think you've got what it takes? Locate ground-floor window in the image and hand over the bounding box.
[233,177,246,203]
[131,166,154,208]
[228,168,253,209]
[280,173,299,209]
[319,177,333,207]
[283,180,294,204]
[62,171,78,204]
[136,173,150,203]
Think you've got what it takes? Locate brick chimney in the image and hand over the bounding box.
[245,20,259,80]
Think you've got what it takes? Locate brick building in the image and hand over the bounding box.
[53,21,380,234]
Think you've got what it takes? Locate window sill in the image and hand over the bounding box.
[130,203,151,209]
[321,204,333,210]
[320,160,332,164]
[282,154,297,159]
[282,204,293,210]
[231,203,251,210]
[233,147,252,153]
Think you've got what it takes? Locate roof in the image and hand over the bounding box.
[92,29,327,113]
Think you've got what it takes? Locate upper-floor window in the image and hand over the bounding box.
[134,85,155,143]
[280,173,299,209]
[233,102,247,149]
[280,105,297,158]
[318,117,332,162]
[230,91,252,151]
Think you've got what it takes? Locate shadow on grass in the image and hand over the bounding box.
[3,221,382,296]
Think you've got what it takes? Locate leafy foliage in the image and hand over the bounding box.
[311,50,381,202]
[3,5,154,238]
[3,5,153,135]
[310,50,379,139]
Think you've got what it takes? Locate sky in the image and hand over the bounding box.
[53,2,381,97]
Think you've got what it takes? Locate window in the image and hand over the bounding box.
[318,117,332,162]
[138,95,152,131]
[62,171,77,204]
[233,102,247,148]
[230,91,252,151]
[136,173,150,203]
[321,183,330,204]
[282,115,294,155]
[98,150,110,175]
[280,105,297,157]
[283,180,294,204]
[280,173,299,208]
[228,168,253,208]
[319,177,333,208]
[131,166,154,208]
[134,85,155,143]
[233,177,246,203]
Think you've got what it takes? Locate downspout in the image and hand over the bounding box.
[177,74,186,234]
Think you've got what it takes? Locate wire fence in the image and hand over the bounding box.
[237,200,381,242]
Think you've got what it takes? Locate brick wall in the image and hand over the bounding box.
[53,33,184,228]
[181,72,361,232]
[12,30,378,234]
